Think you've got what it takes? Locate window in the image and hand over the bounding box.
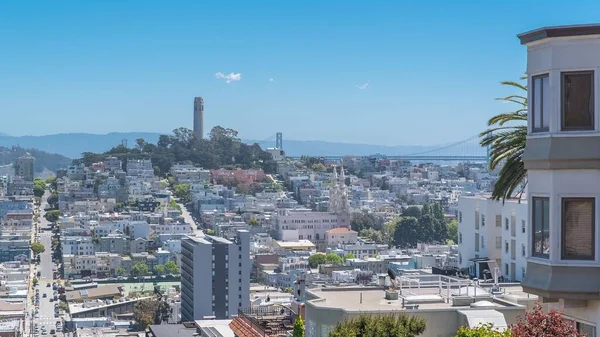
[505,218,509,230]
[562,198,595,260]
[522,267,526,279]
[481,236,485,248]
[495,237,502,249]
[532,74,550,132]
[532,197,550,258]
[505,241,509,253]
[522,244,526,257]
[459,211,462,223]
[562,71,595,131]
[576,321,596,337]
[481,215,485,226]
[505,263,509,275]
[475,211,480,230]
[522,220,526,234]
[459,232,462,244]
[496,215,502,227]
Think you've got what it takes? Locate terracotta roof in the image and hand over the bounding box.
[326,227,357,234]
[229,316,263,337]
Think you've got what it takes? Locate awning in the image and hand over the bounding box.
[457,309,508,331]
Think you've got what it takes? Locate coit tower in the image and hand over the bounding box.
[193,97,204,139]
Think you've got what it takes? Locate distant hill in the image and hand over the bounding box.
[0,146,72,174]
[0,133,438,159]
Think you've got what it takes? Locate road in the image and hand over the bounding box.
[176,198,203,236]
[26,192,62,337]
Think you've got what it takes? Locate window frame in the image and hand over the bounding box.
[532,73,550,133]
[561,70,595,131]
[531,196,550,259]
[561,197,596,261]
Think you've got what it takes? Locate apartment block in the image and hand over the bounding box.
[457,196,528,281]
[519,24,600,335]
[180,230,250,321]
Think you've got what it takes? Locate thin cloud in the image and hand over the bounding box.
[269,78,275,83]
[357,81,370,90]
[215,72,242,83]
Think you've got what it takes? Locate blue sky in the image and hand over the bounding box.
[1,1,599,146]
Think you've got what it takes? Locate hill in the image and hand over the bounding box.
[0,146,72,174]
[0,132,436,158]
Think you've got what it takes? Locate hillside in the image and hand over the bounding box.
[0,146,72,174]
[0,133,436,158]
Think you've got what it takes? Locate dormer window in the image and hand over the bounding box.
[561,71,594,131]
[532,74,550,132]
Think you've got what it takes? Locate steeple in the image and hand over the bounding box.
[332,165,338,182]
[340,162,346,185]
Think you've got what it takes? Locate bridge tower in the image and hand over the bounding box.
[276,132,283,149]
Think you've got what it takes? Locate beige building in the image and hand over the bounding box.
[14,153,35,182]
[302,274,533,337]
[324,227,358,247]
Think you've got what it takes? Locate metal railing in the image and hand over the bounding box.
[237,306,296,336]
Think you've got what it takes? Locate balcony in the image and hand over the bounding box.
[522,262,600,301]
[230,306,296,337]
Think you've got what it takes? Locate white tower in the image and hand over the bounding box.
[193,97,204,139]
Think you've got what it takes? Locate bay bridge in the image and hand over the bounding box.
[258,133,489,162]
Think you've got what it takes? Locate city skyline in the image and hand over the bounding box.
[2,1,600,145]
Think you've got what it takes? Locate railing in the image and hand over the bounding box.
[238,306,296,336]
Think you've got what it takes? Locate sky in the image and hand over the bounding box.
[1,1,600,146]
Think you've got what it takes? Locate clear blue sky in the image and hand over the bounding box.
[1,1,599,146]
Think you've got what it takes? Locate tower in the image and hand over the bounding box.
[193,97,204,140]
[276,132,283,149]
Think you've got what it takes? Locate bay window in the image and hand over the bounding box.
[532,197,549,258]
[532,74,550,132]
[561,71,595,131]
[561,198,595,260]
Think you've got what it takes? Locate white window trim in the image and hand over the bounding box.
[556,193,599,265]
[558,67,599,134]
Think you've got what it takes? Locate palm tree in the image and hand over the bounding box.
[480,78,527,201]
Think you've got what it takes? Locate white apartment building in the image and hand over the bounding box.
[62,236,94,256]
[275,208,350,250]
[457,196,528,282]
[126,159,154,177]
[518,24,600,336]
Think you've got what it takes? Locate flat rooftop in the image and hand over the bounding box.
[519,24,600,45]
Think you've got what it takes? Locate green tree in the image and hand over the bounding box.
[117,267,125,276]
[131,263,149,277]
[401,206,421,218]
[173,184,191,204]
[248,218,260,226]
[360,228,384,244]
[480,78,527,201]
[132,298,171,329]
[44,210,61,223]
[30,242,45,255]
[325,253,343,265]
[33,178,47,198]
[32,277,39,285]
[455,323,511,337]
[47,192,58,210]
[394,217,420,248]
[343,253,356,260]
[153,264,165,275]
[351,211,384,232]
[293,315,305,337]
[164,260,179,274]
[328,314,426,337]
[447,220,458,244]
[308,254,327,268]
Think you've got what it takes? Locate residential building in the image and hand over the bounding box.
[457,196,528,281]
[180,230,250,321]
[519,24,600,335]
[14,153,35,181]
[324,228,358,247]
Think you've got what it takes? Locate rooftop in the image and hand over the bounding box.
[273,240,315,249]
[326,227,357,234]
[518,23,600,45]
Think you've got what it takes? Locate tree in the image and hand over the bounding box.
[32,278,39,285]
[33,178,47,198]
[164,260,179,274]
[248,218,260,226]
[117,267,125,276]
[394,217,420,248]
[402,206,421,218]
[480,78,527,201]
[360,228,384,244]
[343,253,356,260]
[308,254,327,268]
[131,263,149,277]
[293,315,305,337]
[173,184,191,204]
[455,323,511,337]
[47,192,58,210]
[44,210,61,223]
[447,220,458,244]
[328,314,426,337]
[153,264,165,275]
[509,302,584,337]
[132,298,171,330]
[351,211,384,232]
[325,253,343,265]
[30,242,45,255]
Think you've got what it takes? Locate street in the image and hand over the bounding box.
[177,199,203,236]
[26,192,63,337]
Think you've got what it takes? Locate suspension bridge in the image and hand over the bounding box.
[258,133,489,162]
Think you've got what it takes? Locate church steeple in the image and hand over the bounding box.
[340,162,346,185]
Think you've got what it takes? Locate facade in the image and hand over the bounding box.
[14,153,35,182]
[193,96,204,140]
[519,24,600,335]
[180,230,250,321]
[457,196,528,282]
